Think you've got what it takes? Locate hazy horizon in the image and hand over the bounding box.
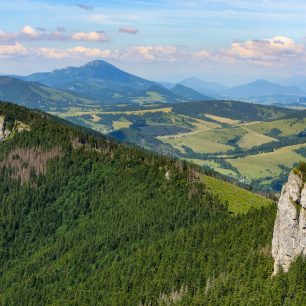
[1,1,306,85]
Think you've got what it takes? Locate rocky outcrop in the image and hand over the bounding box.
[272,167,306,275]
[0,117,30,142]
[0,116,5,141]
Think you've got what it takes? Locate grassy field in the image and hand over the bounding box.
[247,118,306,137]
[228,143,306,181]
[50,103,306,190]
[204,114,240,125]
[181,116,221,131]
[52,106,172,118]
[202,175,274,214]
[237,126,278,149]
[159,130,235,153]
[159,123,278,153]
[112,119,132,130]
[186,159,239,177]
[132,91,167,104]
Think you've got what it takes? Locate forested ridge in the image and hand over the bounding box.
[0,101,305,305]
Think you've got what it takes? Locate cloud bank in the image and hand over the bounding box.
[1,35,305,70]
[0,26,108,42]
[194,36,305,67]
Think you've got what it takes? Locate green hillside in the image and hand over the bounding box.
[0,77,95,111]
[0,101,305,305]
[47,101,306,191]
[47,100,306,191]
[203,175,274,214]
[172,99,295,121]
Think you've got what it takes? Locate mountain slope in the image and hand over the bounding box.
[20,60,155,104]
[0,76,94,110]
[180,77,227,95]
[203,175,273,214]
[170,84,211,100]
[280,75,306,91]
[0,101,305,305]
[223,79,304,98]
[20,61,201,104]
[132,84,183,104]
[23,60,153,90]
[172,99,296,121]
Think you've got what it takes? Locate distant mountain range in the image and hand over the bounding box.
[173,78,306,106]
[222,79,304,98]
[221,79,306,106]
[1,60,306,109]
[279,75,306,91]
[179,77,227,95]
[12,60,211,106]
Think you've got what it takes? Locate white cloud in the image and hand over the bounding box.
[66,47,112,58]
[2,36,306,70]
[20,25,38,39]
[35,48,67,59]
[194,36,306,67]
[0,42,28,57]
[34,45,179,62]
[0,26,110,42]
[36,46,112,59]
[72,31,109,42]
[0,30,14,41]
[124,46,179,62]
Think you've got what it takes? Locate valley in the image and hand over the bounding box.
[49,100,306,191]
[1,61,306,192]
[0,100,305,305]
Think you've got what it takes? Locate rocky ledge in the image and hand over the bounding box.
[272,163,306,275]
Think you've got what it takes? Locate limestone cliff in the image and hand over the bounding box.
[0,116,5,141]
[272,165,306,275]
[0,116,30,142]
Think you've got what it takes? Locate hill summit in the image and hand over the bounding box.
[23,60,153,89]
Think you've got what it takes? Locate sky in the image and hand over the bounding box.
[1,0,306,85]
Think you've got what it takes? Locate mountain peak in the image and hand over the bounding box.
[179,77,226,94]
[83,59,115,69]
[253,79,271,84]
[21,60,155,100]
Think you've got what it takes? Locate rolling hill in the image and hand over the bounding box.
[63,99,302,191]
[170,84,211,100]
[222,79,304,99]
[179,77,227,95]
[0,100,305,305]
[171,99,295,121]
[0,76,95,111]
[131,84,183,104]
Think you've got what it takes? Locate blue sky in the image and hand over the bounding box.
[1,0,306,84]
